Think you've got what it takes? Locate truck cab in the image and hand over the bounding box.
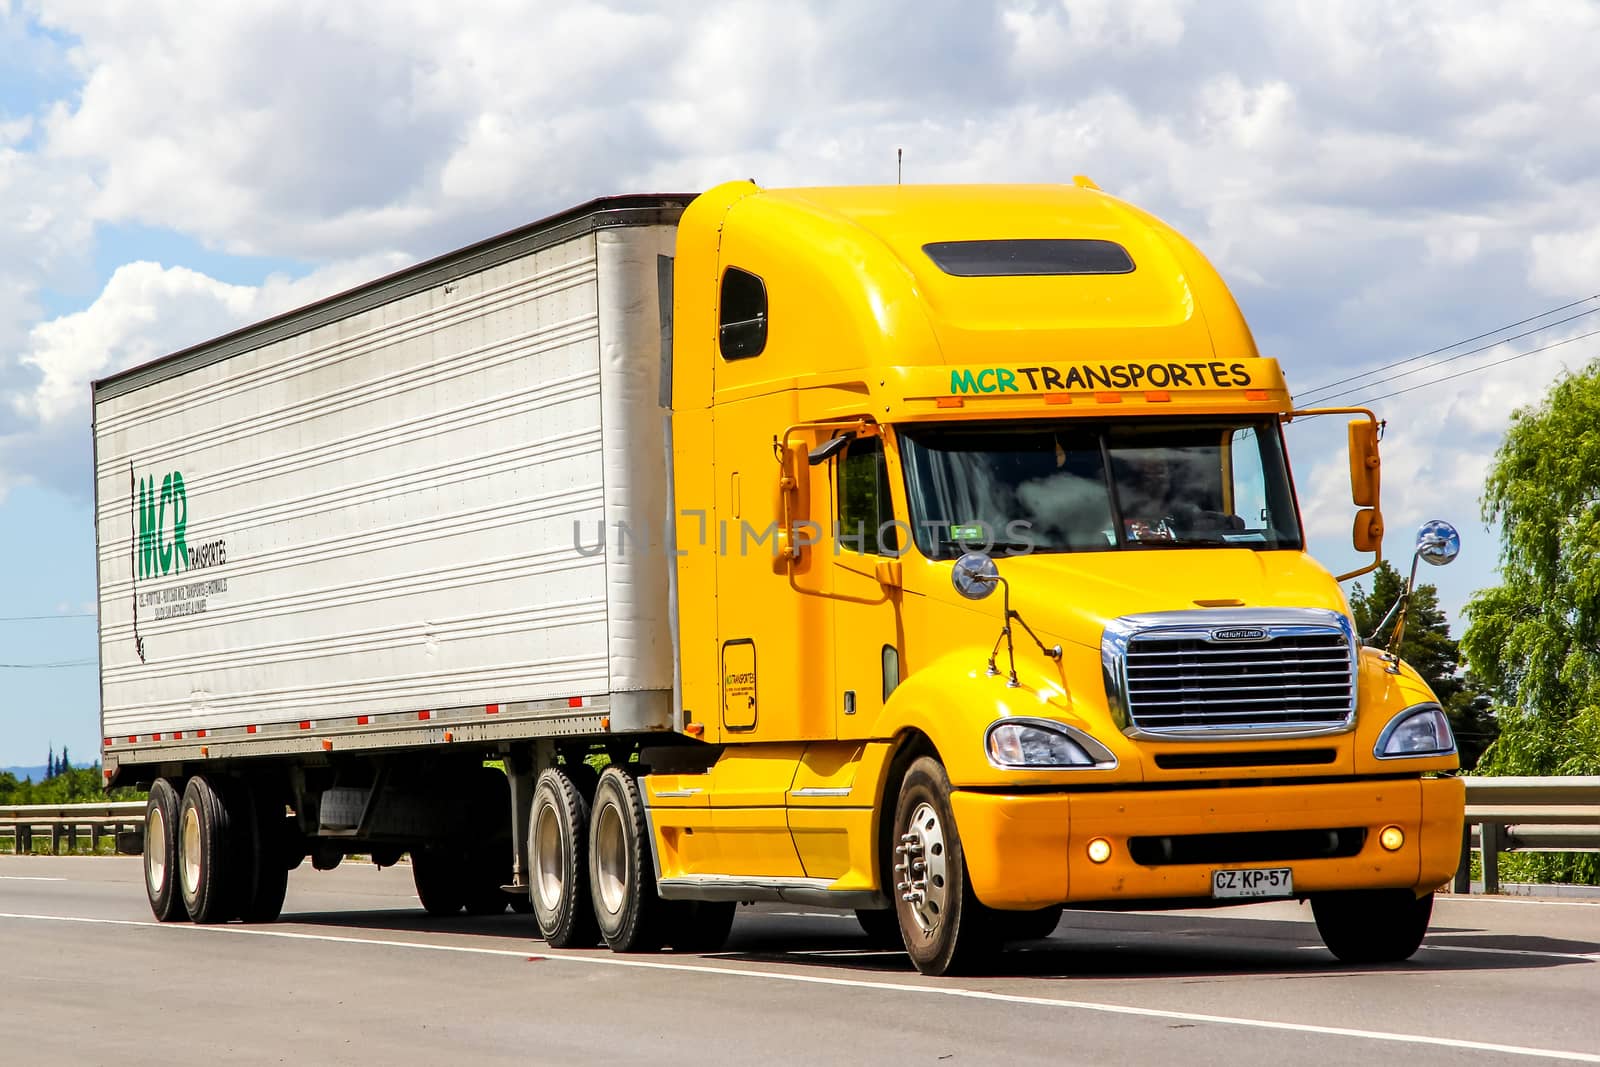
[644,180,1463,974]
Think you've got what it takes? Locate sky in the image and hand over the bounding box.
[3,0,1600,766]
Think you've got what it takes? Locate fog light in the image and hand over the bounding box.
[1379,825,1405,852]
[1086,837,1113,864]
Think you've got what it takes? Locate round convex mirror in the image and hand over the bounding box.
[951,551,1000,600]
[1415,520,1460,567]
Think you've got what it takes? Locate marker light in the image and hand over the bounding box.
[1087,838,1113,864]
[1379,825,1405,852]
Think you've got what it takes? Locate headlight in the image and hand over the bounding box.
[1374,703,1456,759]
[986,718,1117,769]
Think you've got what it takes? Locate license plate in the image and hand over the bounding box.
[1212,867,1293,899]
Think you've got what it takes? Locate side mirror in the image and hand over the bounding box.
[1347,419,1381,507]
[1415,519,1460,567]
[773,436,811,565]
[1352,508,1384,554]
[951,551,999,601]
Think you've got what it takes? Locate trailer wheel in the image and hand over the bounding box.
[892,756,992,976]
[411,847,465,917]
[236,784,289,923]
[588,767,665,952]
[143,778,186,922]
[530,767,600,947]
[665,900,736,953]
[1312,889,1433,963]
[178,775,240,923]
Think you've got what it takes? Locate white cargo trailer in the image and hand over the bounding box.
[94,196,692,923]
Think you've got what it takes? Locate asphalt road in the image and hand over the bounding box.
[2,855,1597,1066]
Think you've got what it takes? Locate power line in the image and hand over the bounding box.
[0,613,95,622]
[1296,292,1600,404]
[1303,305,1600,407]
[0,660,96,669]
[1341,326,1600,407]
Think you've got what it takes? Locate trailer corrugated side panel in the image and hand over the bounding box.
[94,222,678,751]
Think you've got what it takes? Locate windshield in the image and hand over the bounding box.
[898,418,1302,558]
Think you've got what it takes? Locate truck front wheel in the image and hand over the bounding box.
[588,767,664,952]
[530,767,600,947]
[143,778,186,922]
[893,756,992,976]
[1312,889,1433,963]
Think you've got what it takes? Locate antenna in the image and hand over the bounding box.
[897,148,902,185]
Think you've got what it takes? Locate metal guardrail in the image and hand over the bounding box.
[3,780,1597,891]
[1454,776,1600,894]
[0,801,146,855]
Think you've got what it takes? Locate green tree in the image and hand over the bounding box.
[1461,361,1600,884]
[1349,561,1496,768]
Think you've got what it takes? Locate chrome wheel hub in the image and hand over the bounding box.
[146,806,167,894]
[594,802,627,917]
[180,803,202,898]
[532,800,564,911]
[895,801,948,935]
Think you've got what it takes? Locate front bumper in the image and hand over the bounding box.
[949,776,1464,910]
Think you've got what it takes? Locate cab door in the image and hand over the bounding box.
[828,432,908,740]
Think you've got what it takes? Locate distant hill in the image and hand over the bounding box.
[1,765,49,782]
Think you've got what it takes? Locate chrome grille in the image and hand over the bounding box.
[1103,610,1357,738]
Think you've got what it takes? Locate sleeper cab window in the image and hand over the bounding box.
[837,436,901,556]
[719,266,768,359]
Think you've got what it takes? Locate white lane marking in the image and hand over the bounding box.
[1425,945,1600,962]
[1,911,1597,1064]
[1297,943,1600,963]
[1440,896,1600,908]
[0,876,67,882]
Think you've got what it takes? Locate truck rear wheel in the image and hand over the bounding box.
[530,767,600,947]
[1312,889,1433,963]
[178,775,240,923]
[144,778,186,922]
[411,847,465,916]
[588,767,665,952]
[893,756,992,976]
[665,900,736,953]
[236,784,289,923]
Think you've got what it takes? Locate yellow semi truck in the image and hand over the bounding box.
[95,181,1464,976]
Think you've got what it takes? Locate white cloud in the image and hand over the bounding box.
[3,0,1600,616]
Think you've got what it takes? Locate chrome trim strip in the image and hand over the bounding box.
[655,874,885,910]
[790,787,853,798]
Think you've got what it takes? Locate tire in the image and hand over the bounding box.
[666,900,736,953]
[462,767,512,916]
[236,784,289,923]
[588,766,665,952]
[855,908,903,948]
[1312,889,1433,963]
[178,775,239,923]
[412,847,465,917]
[892,756,993,976]
[143,778,186,922]
[992,906,1062,943]
[530,768,600,948]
